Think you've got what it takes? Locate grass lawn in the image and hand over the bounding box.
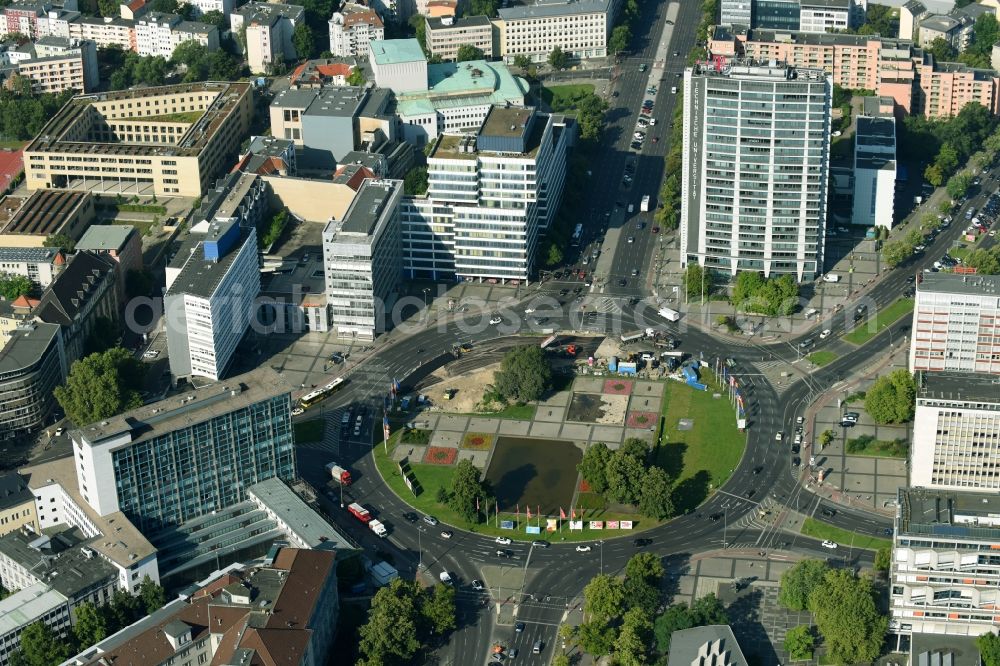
[655,376,746,513]
[807,350,837,367]
[374,432,649,541]
[846,434,908,458]
[801,517,890,551]
[0,139,26,150]
[293,419,324,443]
[540,83,595,114]
[842,298,914,345]
[467,403,536,420]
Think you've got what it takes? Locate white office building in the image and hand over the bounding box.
[910,372,1000,491]
[134,12,219,59]
[852,96,896,229]
[799,0,852,32]
[720,0,752,26]
[892,486,1000,637]
[322,178,403,340]
[496,0,620,63]
[909,273,1000,375]
[164,173,265,381]
[680,61,831,281]
[401,106,571,282]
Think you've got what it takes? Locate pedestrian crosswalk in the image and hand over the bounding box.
[589,296,624,314]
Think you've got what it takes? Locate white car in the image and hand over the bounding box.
[439,571,454,585]
[524,308,535,314]
[575,545,592,552]
[627,236,635,243]
[472,579,484,591]
[633,132,645,140]
[291,407,304,416]
[440,530,453,539]
[648,118,656,126]
[143,350,159,359]
[775,432,783,441]
[819,329,831,339]
[794,434,802,445]
[54,427,64,436]
[489,316,502,325]
[821,540,838,550]
[495,536,512,545]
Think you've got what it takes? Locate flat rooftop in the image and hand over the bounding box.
[0,323,60,375]
[427,15,492,29]
[0,583,68,638]
[748,28,903,47]
[0,247,58,264]
[338,179,399,235]
[396,60,528,117]
[0,527,119,597]
[166,228,251,299]
[498,0,612,20]
[247,478,353,550]
[20,455,157,567]
[369,38,425,65]
[480,106,533,139]
[856,116,895,142]
[899,487,1000,538]
[917,371,1000,405]
[76,224,135,252]
[0,189,90,236]
[917,272,1000,296]
[910,634,982,666]
[694,59,830,82]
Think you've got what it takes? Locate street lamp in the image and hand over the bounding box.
[418,527,423,570]
[422,288,431,308]
[599,540,604,575]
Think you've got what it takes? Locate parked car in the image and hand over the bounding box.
[821,540,838,550]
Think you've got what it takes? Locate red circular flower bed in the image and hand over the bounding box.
[423,446,458,465]
[461,433,494,450]
[603,379,634,395]
[626,411,657,428]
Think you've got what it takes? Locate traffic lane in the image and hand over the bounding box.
[814,500,892,537]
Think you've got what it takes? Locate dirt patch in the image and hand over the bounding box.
[419,363,500,414]
[567,393,628,424]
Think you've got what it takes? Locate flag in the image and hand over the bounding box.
[476,497,480,511]
[571,508,576,519]
[517,504,520,518]
[527,506,531,520]
[560,508,566,520]
[382,414,390,441]
[393,378,401,393]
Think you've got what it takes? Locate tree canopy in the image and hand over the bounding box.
[978,633,1000,666]
[456,44,485,62]
[652,594,727,654]
[731,271,799,317]
[578,442,612,493]
[864,369,917,424]
[447,459,490,523]
[0,87,74,141]
[778,559,829,611]
[608,24,631,55]
[808,569,887,665]
[403,166,429,196]
[9,622,70,666]
[0,273,32,300]
[965,247,1000,274]
[493,345,552,403]
[171,40,243,82]
[357,578,456,665]
[468,0,500,17]
[548,46,568,70]
[293,22,317,60]
[54,347,146,427]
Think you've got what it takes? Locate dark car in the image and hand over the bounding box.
[791,444,800,454]
[633,538,652,547]
[403,512,418,523]
[752,466,763,475]
[745,489,756,499]
[619,278,627,287]
[821,508,837,517]
[515,622,525,633]
[792,457,801,467]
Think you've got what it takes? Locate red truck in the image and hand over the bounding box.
[326,462,352,486]
[348,502,372,524]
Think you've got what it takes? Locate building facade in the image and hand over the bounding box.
[231,2,303,75]
[720,0,752,26]
[0,583,71,665]
[497,0,617,63]
[680,61,831,280]
[0,323,62,442]
[70,366,296,533]
[909,274,1000,375]
[0,247,63,289]
[799,0,851,32]
[425,15,495,61]
[322,178,402,340]
[15,36,98,94]
[134,12,218,58]
[892,487,1000,636]
[164,173,264,381]
[369,38,427,94]
[852,97,896,229]
[0,474,37,537]
[328,2,383,58]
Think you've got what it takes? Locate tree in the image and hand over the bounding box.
[493,345,552,403]
[54,347,146,427]
[456,44,485,62]
[924,163,944,187]
[544,240,563,267]
[605,448,646,504]
[576,93,608,141]
[927,36,956,62]
[109,588,142,628]
[578,618,616,656]
[409,14,428,53]
[420,583,457,635]
[625,552,664,584]
[0,273,32,299]
[624,553,663,615]
[652,604,694,653]
[689,593,727,625]
[778,559,829,611]
[784,625,815,661]
[347,67,365,86]
[293,22,316,59]
[583,574,625,621]
[548,46,568,70]
[882,239,915,268]
[468,0,500,17]
[874,546,891,572]
[513,54,532,72]
[638,466,674,520]
[11,622,70,666]
[612,624,647,666]
[978,633,1000,666]
[808,569,887,665]
[965,247,1000,274]
[683,263,712,300]
[177,2,196,19]
[98,0,119,16]
[608,24,631,55]
[578,442,612,493]
[73,602,108,647]
[85,315,121,355]
[731,271,798,317]
[448,459,487,523]
[359,579,422,664]
[43,233,76,253]
[138,575,165,614]
[864,369,917,424]
[947,171,973,200]
[201,9,225,27]
[403,165,429,196]
[552,656,570,666]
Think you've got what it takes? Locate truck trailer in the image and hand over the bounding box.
[348,502,372,524]
[326,463,352,486]
[369,519,388,537]
[658,307,680,321]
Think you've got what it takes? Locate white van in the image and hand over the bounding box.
[805,308,819,318]
[821,274,841,283]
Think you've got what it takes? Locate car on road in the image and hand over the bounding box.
[794,434,802,445]
[472,580,484,591]
[633,131,645,140]
[745,489,756,499]
[489,316,502,325]
[752,466,763,475]
[423,515,439,526]
[532,540,550,548]
[796,416,804,425]
[631,268,639,276]
[515,621,525,633]
[649,118,656,126]
[291,407,304,416]
[439,571,454,584]
[652,226,660,233]
[633,538,652,547]
[652,137,659,143]
[533,641,544,654]
[618,279,628,287]
[496,536,512,545]
[403,512,418,523]
[821,508,837,517]
[575,545,592,552]
[819,329,831,339]
[792,457,801,467]
[627,236,634,243]
[524,307,535,314]
[496,549,511,558]
[631,141,643,150]
[709,513,723,521]
[725,357,736,367]
[441,530,453,539]
[143,350,160,359]
[639,64,647,72]
[775,432,783,441]
[54,427,64,436]
[821,540,838,549]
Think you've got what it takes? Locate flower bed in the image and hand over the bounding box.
[461,432,494,450]
[578,479,591,492]
[603,379,634,395]
[423,446,458,465]
[626,411,657,428]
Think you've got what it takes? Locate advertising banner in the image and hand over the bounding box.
[526,525,541,534]
[546,519,557,533]
[589,521,604,530]
[570,520,583,530]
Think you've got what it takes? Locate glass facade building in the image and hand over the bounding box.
[754,0,801,30]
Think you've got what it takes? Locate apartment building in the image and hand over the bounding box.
[164,172,264,381]
[496,0,618,64]
[231,2,303,75]
[0,247,63,289]
[134,11,218,58]
[754,0,800,30]
[680,61,831,281]
[425,15,495,61]
[2,0,46,38]
[35,9,81,40]
[70,365,295,534]
[852,96,896,229]
[67,16,135,51]
[328,2,384,58]
[24,81,254,198]
[709,27,1000,119]
[910,373,1000,491]
[0,323,63,442]
[322,178,402,340]
[900,0,931,41]
[909,273,1000,375]
[892,487,1000,636]
[184,0,233,20]
[401,106,571,281]
[15,36,98,93]
[62,547,338,666]
[0,474,38,537]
